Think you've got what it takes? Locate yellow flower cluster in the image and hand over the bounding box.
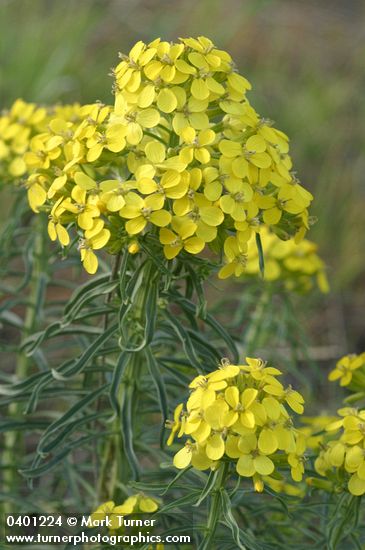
[167,357,306,492]
[314,407,365,496]
[22,37,314,275]
[91,493,159,530]
[0,99,48,180]
[221,226,329,292]
[328,352,365,387]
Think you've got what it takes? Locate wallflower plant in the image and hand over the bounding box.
[1,37,364,550]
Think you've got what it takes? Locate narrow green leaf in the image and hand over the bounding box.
[0,371,51,397]
[160,466,192,496]
[21,321,61,355]
[145,348,168,447]
[109,352,130,416]
[0,420,48,432]
[120,385,139,480]
[221,490,247,550]
[155,492,201,513]
[51,322,118,380]
[194,469,220,507]
[19,431,115,478]
[39,411,109,455]
[63,274,110,315]
[173,294,239,363]
[165,311,202,372]
[37,384,109,451]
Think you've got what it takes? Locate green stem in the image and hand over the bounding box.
[207,108,223,118]
[95,251,124,503]
[199,462,229,550]
[143,130,168,145]
[244,288,271,354]
[97,258,160,498]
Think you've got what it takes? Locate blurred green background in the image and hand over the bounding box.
[1,0,364,352]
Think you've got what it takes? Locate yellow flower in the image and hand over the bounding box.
[114,40,157,93]
[78,226,110,274]
[218,236,248,279]
[166,403,184,446]
[62,185,100,230]
[25,174,48,212]
[328,352,365,387]
[172,96,210,134]
[179,127,215,165]
[219,179,253,221]
[90,493,159,531]
[120,192,171,235]
[159,216,204,259]
[90,501,118,528]
[24,134,61,170]
[312,406,365,496]
[236,435,275,477]
[74,103,110,140]
[86,124,126,161]
[144,41,185,83]
[47,197,70,246]
[288,434,306,481]
[113,98,160,145]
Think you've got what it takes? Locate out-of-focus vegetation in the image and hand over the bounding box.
[1,0,364,348]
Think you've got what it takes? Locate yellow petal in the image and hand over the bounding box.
[191,78,209,100]
[258,429,278,455]
[206,434,225,460]
[225,386,239,408]
[157,89,178,113]
[225,435,241,458]
[87,144,103,162]
[240,410,255,429]
[28,183,46,212]
[145,141,166,163]
[74,172,96,190]
[348,473,365,496]
[127,123,143,145]
[139,498,158,513]
[82,249,98,275]
[126,217,147,235]
[136,108,160,128]
[91,228,110,249]
[236,455,255,477]
[56,224,70,246]
[263,207,282,226]
[184,237,204,255]
[173,446,192,469]
[138,84,156,108]
[253,455,274,476]
[150,210,171,227]
[241,388,258,409]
